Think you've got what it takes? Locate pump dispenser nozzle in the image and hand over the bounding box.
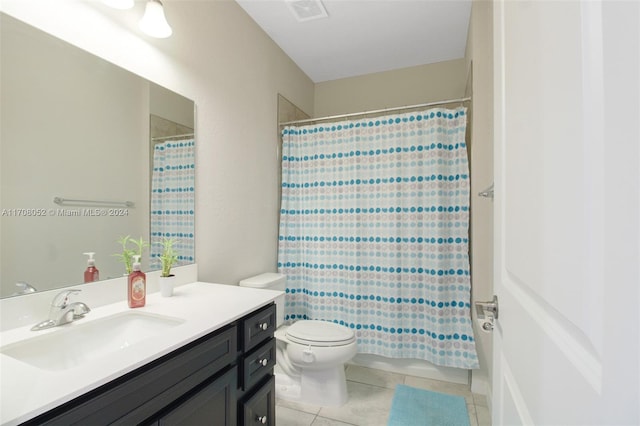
[83,252,96,266]
[132,255,141,271]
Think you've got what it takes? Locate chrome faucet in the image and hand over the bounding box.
[12,281,37,296]
[31,289,91,331]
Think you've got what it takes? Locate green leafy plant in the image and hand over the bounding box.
[159,237,179,277]
[113,235,149,274]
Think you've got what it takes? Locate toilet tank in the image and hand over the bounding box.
[239,273,286,327]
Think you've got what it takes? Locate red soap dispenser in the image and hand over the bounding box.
[128,255,146,308]
[83,252,99,283]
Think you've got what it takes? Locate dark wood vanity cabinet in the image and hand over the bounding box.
[22,303,277,426]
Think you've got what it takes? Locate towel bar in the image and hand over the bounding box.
[53,197,135,208]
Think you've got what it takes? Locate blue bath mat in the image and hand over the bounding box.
[387,384,470,426]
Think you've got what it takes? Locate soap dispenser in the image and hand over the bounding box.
[83,252,100,283]
[128,255,146,308]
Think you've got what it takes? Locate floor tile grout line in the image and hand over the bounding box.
[344,378,400,391]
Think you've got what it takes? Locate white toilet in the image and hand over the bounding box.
[239,273,357,407]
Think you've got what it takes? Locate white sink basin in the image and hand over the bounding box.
[0,311,184,371]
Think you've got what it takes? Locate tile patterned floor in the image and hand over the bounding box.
[275,365,491,426]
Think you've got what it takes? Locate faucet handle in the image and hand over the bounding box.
[51,289,81,308]
[71,302,91,318]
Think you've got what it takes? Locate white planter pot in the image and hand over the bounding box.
[159,275,176,297]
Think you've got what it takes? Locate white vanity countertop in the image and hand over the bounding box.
[0,282,283,426]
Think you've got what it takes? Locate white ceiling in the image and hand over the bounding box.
[235,0,472,83]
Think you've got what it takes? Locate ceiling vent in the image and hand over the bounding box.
[286,0,328,22]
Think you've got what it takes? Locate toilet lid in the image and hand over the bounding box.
[286,320,356,347]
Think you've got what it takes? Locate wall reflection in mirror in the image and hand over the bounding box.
[0,13,195,298]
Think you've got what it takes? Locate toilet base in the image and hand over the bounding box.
[274,364,349,407]
[274,365,302,401]
[300,366,349,406]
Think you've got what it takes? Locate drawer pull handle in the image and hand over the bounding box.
[256,415,267,424]
[257,358,268,367]
[258,322,269,331]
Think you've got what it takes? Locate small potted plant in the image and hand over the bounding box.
[159,237,179,297]
[114,235,148,274]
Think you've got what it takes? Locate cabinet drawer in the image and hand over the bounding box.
[240,375,275,426]
[30,325,237,426]
[241,304,276,352]
[240,338,276,391]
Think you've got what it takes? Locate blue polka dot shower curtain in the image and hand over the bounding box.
[150,139,195,270]
[278,107,478,369]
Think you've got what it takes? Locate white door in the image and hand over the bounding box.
[492,1,639,425]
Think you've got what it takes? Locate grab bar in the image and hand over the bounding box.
[53,197,135,208]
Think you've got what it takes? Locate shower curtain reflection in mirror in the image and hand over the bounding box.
[150,138,195,271]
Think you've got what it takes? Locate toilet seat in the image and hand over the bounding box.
[285,320,356,347]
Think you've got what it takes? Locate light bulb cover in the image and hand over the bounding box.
[139,0,173,38]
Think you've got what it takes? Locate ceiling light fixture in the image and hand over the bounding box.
[102,0,134,10]
[139,0,173,39]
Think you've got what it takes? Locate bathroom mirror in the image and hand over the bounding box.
[0,13,195,298]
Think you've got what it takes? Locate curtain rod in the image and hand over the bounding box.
[151,133,194,141]
[279,97,471,126]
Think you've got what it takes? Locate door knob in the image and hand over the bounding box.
[475,295,498,319]
[475,295,498,331]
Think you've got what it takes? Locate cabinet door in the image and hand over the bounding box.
[158,367,237,426]
[241,376,275,426]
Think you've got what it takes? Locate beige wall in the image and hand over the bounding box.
[466,0,494,397]
[0,0,315,287]
[314,59,467,117]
